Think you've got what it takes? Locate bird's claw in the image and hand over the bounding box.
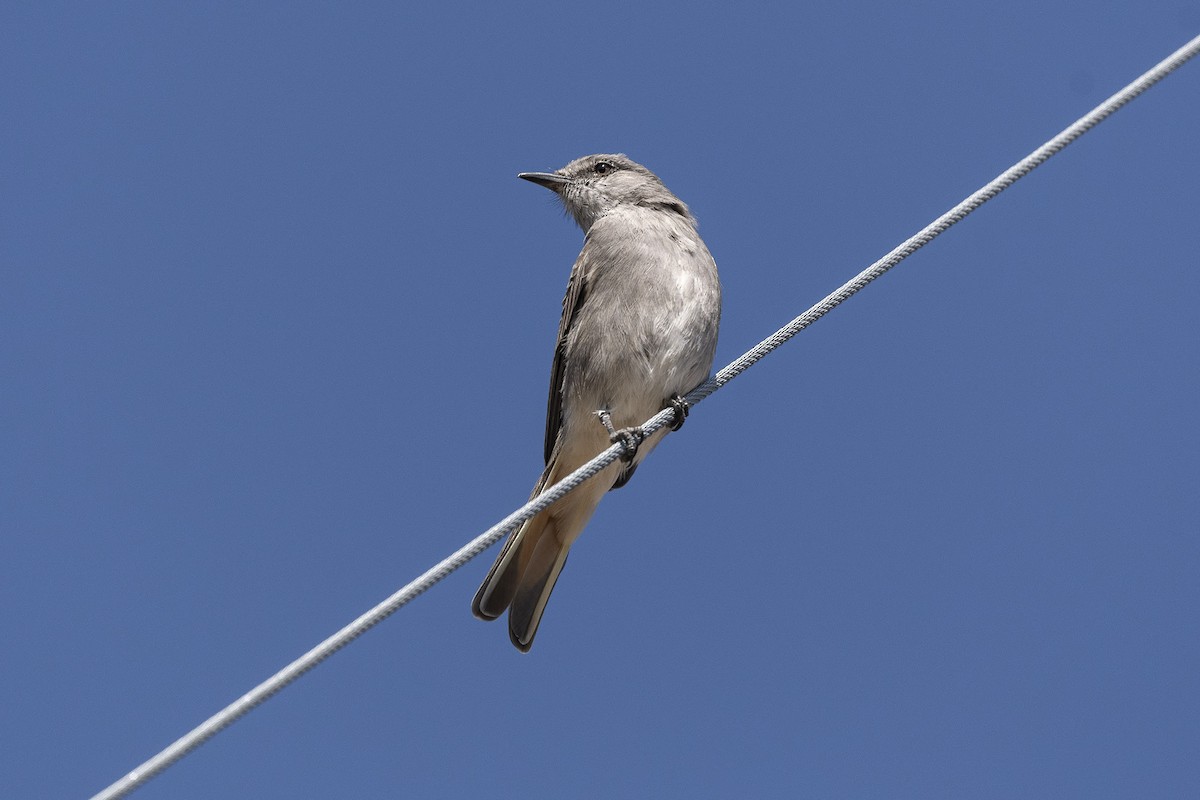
[667,393,689,432]
[596,409,643,463]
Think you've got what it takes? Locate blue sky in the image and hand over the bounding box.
[3,4,1198,798]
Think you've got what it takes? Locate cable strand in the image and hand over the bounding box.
[91,31,1200,800]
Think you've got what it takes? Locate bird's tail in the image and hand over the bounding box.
[507,527,570,652]
[471,509,571,653]
[471,513,537,622]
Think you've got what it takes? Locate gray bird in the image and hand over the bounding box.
[471,154,722,651]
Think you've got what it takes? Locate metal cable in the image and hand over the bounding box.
[92,32,1200,800]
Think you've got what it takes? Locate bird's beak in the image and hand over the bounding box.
[518,171,571,191]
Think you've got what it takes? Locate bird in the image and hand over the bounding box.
[471,154,722,651]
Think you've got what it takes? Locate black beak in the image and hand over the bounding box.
[518,171,571,191]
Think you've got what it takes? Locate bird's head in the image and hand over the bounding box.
[519,154,692,231]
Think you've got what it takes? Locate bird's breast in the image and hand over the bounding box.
[562,211,720,428]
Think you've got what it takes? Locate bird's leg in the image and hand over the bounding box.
[666,393,690,432]
[596,409,643,463]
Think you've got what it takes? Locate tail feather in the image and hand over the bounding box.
[471,514,539,620]
[472,446,610,651]
[507,526,571,652]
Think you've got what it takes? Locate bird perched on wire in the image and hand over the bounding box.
[472,154,722,651]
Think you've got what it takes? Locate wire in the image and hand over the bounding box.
[91,31,1200,800]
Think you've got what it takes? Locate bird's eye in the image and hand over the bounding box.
[593,161,615,175]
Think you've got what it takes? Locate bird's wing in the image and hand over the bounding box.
[543,245,591,464]
[543,240,637,489]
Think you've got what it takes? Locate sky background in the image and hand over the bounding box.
[3,3,1198,799]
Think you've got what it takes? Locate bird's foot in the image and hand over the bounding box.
[666,393,690,432]
[596,409,643,463]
